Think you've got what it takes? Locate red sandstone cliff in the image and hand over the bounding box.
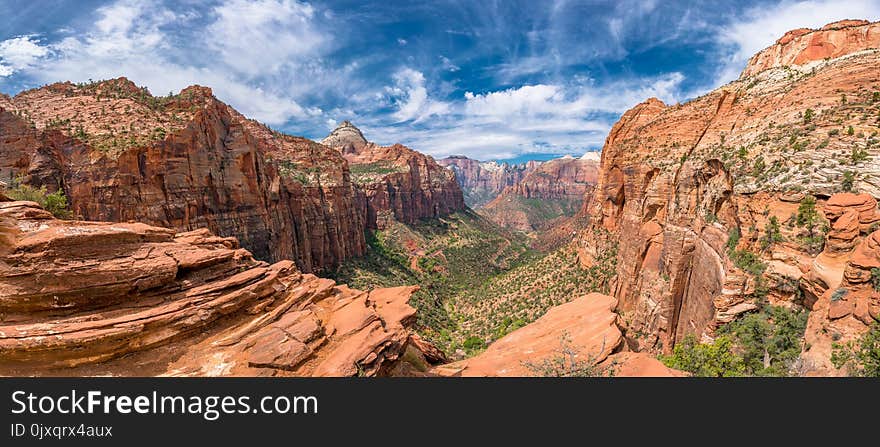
[321,121,465,229]
[741,20,880,78]
[437,155,542,207]
[0,78,365,273]
[481,155,599,232]
[577,20,880,371]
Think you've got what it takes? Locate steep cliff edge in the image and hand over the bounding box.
[481,155,599,232]
[437,156,542,207]
[0,197,436,376]
[578,20,880,372]
[0,78,365,273]
[322,121,465,229]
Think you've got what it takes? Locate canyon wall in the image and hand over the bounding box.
[322,121,465,229]
[481,155,599,231]
[0,82,465,272]
[438,155,542,207]
[578,20,880,371]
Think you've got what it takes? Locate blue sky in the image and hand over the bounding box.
[1,0,879,161]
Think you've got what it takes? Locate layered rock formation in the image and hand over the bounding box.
[577,20,880,366]
[0,78,365,273]
[481,155,599,232]
[741,20,880,78]
[0,199,436,376]
[322,122,465,229]
[437,156,542,207]
[432,293,682,377]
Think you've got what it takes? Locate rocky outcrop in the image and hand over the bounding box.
[481,155,599,232]
[0,200,434,376]
[320,120,367,154]
[0,78,365,273]
[437,156,542,207]
[322,122,465,229]
[741,20,880,78]
[577,20,880,356]
[432,293,683,377]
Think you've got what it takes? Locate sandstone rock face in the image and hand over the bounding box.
[431,293,682,377]
[742,20,880,78]
[0,79,365,273]
[480,155,599,232]
[578,20,880,356]
[320,120,367,154]
[0,200,433,376]
[323,122,465,229]
[437,156,542,207]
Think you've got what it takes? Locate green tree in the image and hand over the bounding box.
[803,108,814,124]
[661,334,746,377]
[842,171,856,192]
[760,216,784,250]
[832,323,880,377]
[716,306,808,376]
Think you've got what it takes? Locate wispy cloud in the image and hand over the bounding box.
[1,0,879,160]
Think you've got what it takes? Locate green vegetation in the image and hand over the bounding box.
[847,125,855,136]
[760,216,784,250]
[871,268,880,291]
[842,170,856,192]
[5,178,71,219]
[329,211,537,354]
[796,194,826,254]
[662,306,808,377]
[661,335,745,377]
[349,161,403,184]
[330,211,615,358]
[832,322,880,377]
[803,108,814,124]
[851,146,870,164]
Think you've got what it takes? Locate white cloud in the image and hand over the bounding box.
[439,55,460,72]
[714,0,880,85]
[397,38,408,46]
[0,0,329,125]
[208,0,326,78]
[387,68,450,123]
[0,35,49,77]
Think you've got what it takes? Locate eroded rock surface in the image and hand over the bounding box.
[0,201,433,376]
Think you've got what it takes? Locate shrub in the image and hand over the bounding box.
[847,126,855,136]
[462,336,485,351]
[832,323,880,376]
[871,268,880,291]
[851,147,870,164]
[830,288,847,302]
[523,334,611,377]
[760,216,784,250]
[716,306,808,376]
[803,108,814,124]
[660,334,745,377]
[842,171,856,192]
[6,180,71,219]
[730,249,767,276]
[726,227,741,253]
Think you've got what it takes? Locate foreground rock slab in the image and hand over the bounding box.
[432,293,682,377]
[0,201,432,376]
